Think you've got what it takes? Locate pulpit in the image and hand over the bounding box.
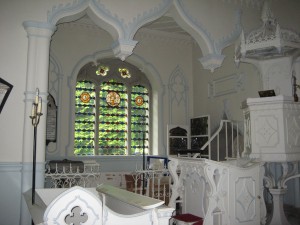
[235,1,300,224]
[242,96,300,225]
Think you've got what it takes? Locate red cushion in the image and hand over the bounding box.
[172,213,203,222]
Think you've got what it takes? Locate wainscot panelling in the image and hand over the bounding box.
[0,162,22,225]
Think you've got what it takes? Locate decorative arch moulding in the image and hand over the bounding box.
[199,54,225,73]
[46,0,241,70]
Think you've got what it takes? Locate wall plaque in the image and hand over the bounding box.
[46,94,57,144]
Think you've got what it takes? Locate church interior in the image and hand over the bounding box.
[0,0,300,224]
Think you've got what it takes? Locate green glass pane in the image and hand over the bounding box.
[98,79,127,155]
[74,80,95,155]
[130,85,149,155]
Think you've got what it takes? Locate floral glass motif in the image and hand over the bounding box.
[106,91,120,107]
[119,68,131,78]
[96,65,109,76]
[80,92,91,103]
[135,96,144,106]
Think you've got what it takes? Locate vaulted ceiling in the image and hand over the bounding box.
[70,14,190,37]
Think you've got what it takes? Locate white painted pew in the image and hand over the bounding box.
[24,184,174,225]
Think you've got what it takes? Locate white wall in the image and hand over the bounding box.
[1,0,300,224]
[193,43,260,131]
[47,22,194,159]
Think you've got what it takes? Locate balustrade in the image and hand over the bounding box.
[45,160,101,188]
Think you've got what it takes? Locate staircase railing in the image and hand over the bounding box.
[194,120,243,161]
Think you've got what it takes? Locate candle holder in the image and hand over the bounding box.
[30,88,43,205]
[30,89,43,127]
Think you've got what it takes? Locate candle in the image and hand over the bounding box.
[31,103,35,117]
[35,89,39,104]
[37,97,42,114]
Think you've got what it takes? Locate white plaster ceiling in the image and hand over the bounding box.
[72,14,189,37]
[142,16,190,36]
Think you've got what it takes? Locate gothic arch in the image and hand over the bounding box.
[46,0,228,71]
[65,50,166,156]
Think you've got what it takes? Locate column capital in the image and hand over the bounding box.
[23,21,56,38]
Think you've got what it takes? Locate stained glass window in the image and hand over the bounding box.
[74,61,150,156]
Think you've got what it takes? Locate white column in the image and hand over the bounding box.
[269,189,291,225]
[20,21,56,225]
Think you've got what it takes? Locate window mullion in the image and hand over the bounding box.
[127,86,132,155]
[94,85,100,155]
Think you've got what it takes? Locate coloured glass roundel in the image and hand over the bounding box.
[135,96,144,106]
[106,91,120,107]
[80,92,90,103]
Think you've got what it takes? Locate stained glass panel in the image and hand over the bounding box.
[74,80,95,155]
[99,79,127,155]
[130,85,149,155]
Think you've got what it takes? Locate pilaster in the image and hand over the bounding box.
[20,21,56,225]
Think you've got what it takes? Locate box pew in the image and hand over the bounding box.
[24,184,174,225]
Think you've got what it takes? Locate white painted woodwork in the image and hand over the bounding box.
[45,161,101,188]
[242,95,300,162]
[24,185,174,225]
[168,156,265,225]
[97,184,165,210]
[242,96,300,225]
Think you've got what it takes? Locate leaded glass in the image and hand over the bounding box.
[99,79,127,155]
[130,85,149,155]
[74,80,95,155]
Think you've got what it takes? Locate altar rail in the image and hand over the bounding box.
[125,168,172,205]
[44,161,172,205]
[45,161,101,188]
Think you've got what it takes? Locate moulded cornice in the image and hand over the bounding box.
[23,21,56,38]
[47,0,89,25]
